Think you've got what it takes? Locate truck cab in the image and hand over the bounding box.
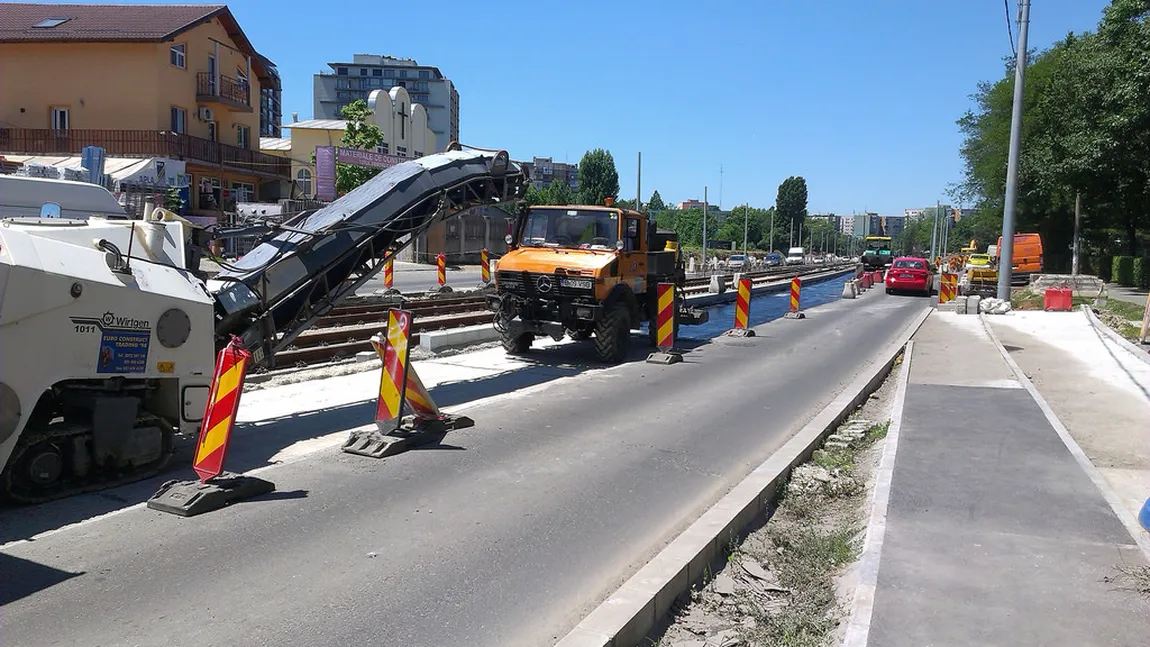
[489,202,704,363]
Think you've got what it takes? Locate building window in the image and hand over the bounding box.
[372,68,382,77]
[379,142,389,154]
[237,125,251,149]
[384,69,396,78]
[360,68,367,76]
[419,70,429,79]
[399,70,408,79]
[170,44,186,68]
[414,151,423,158]
[50,106,69,130]
[170,107,187,134]
[231,182,255,202]
[33,17,70,28]
[336,67,348,75]
[296,169,312,196]
[396,146,407,156]
[236,68,249,91]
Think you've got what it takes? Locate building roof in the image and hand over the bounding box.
[0,3,274,76]
[282,119,347,131]
[259,137,292,151]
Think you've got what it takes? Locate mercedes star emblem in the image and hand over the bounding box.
[536,275,554,293]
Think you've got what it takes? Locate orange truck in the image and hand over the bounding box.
[488,201,707,363]
[996,233,1044,283]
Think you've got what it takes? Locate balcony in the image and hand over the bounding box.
[196,72,253,112]
[0,128,289,179]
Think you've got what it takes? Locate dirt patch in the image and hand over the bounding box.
[648,358,900,647]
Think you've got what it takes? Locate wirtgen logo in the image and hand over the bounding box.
[72,311,151,331]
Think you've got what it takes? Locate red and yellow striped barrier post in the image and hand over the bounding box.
[480,248,490,284]
[342,308,475,458]
[784,276,806,319]
[375,309,413,430]
[383,257,394,289]
[722,278,757,337]
[436,253,446,287]
[939,273,958,304]
[147,336,274,516]
[646,283,683,364]
[192,337,251,482]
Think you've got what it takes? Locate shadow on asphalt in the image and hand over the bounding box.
[0,277,851,544]
[0,553,83,605]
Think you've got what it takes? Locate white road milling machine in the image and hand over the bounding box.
[0,146,527,502]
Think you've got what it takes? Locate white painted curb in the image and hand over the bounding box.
[553,306,931,647]
[1081,305,1150,367]
[840,339,915,647]
[981,314,1150,560]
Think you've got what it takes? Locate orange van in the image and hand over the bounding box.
[997,233,1043,280]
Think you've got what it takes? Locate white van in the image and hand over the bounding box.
[0,174,129,220]
[786,247,805,265]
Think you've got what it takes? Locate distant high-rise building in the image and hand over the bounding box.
[525,157,578,193]
[313,54,459,152]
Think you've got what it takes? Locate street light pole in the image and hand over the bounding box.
[998,0,1031,300]
[1072,191,1082,275]
[743,203,749,257]
[702,186,709,271]
[931,200,940,261]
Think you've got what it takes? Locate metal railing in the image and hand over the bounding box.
[197,72,251,108]
[0,128,289,178]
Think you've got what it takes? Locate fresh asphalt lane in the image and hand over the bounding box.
[0,292,929,647]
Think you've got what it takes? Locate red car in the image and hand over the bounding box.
[885,257,933,296]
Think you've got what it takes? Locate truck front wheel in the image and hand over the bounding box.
[594,304,631,363]
[501,329,532,354]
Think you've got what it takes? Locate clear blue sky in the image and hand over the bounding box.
[49,0,1115,213]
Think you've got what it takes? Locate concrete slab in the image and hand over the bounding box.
[870,382,1150,647]
[908,310,1019,388]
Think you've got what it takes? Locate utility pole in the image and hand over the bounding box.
[702,186,709,271]
[770,212,775,253]
[1072,191,1082,275]
[998,0,1031,300]
[742,203,749,257]
[930,200,940,261]
[636,151,642,214]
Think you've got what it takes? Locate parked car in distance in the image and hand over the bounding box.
[786,247,805,265]
[726,253,747,271]
[885,257,934,296]
[764,252,783,266]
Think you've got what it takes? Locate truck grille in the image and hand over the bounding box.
[497,271,593,298]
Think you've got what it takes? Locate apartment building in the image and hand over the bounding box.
[313,54,459,152]
[0,3,288,221]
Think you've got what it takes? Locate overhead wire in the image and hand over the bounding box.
[1005,0,1017,58]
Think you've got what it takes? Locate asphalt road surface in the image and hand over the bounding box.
[0,291,929,647]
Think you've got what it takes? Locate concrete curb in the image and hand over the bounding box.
[553,306,932,647]
[686,268,855,308]
[418,323,499,352]
[840,338,916,647]
[1081,305,1150,367]
[980,314,1150,560]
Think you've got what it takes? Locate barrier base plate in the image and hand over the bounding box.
[645,350,683,365]
[783,311,806,319]
[342,414,474,458]
[425,286,454,298]
[722,328,756,338]
[146,473,275,517]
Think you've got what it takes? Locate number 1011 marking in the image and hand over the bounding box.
[75,324,97,334]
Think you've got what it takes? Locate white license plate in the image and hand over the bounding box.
[899,274,914,279]
[560,279,593,290]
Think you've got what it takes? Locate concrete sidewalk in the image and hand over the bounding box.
[867,312,1150,647]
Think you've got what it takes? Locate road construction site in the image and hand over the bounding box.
[0,266,924,647]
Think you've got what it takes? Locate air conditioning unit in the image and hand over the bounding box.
[197,107,214,122]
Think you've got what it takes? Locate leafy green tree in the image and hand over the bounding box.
[775,177,808,236]
[524,184,543,206]
[577,149,620,206]
[648,190,666,211]
[163,185,185,213]
[334,100,386,195]
[613,198,638,210]
[540,179,574,205]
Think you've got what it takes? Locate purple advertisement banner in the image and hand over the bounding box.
[336,147,407,170]
[315,145,337,201]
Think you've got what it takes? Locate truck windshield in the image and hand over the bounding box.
[864,238,891,254]
[520,208,619,250]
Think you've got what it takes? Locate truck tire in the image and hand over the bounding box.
[594,304,630,363]
[501,330,532,354]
